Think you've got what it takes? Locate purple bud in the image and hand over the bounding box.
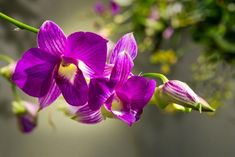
[0,63,16,80]
[13,101,39,133]
[155,80,214,112]
[163,80,198,103]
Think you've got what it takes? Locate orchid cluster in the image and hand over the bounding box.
[91,0,235,116]
[0,12,214,134]
[94,0,120,16]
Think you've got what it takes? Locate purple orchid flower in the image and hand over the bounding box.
[163,26,174,39]
[110,0,120,15]
[149,6,160,21]
[12,21,107,109]
[13,101,39,133]
[88,33,156,126]
[94,1,106,15]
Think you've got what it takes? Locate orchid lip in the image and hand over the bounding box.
[61,55,78,66]
[111,96,124,113]
[57,56,80,83]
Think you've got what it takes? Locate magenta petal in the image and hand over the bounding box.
[55,68,88,106]
[88,78,115,111]
[110,33,137,64]
[75,104,103,124]
[113,111,137,126]
[79,62,114,79]
[103,63,114,78]
[112,76,156,125]
[104,94,115,112]
[110,51,134,87]
[38,20,66,55]
[12,48,59,97]
[105,95,137,126]
[117,76,156,111]
[39,78,61,109]
[112,104,143,126]
[66,32,107,76]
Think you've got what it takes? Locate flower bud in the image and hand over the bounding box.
[155,80,215,112]
[12,101,39,133]
[0,63,16,81]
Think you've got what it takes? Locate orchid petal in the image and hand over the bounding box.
[12,48,59,97]
[55,68,88,106]
[38,20,66,55]
[79,62,114,79]
[117,76,156,111]
[110,33,137,64]
[103,63,114,78]
[112,76,156,125]
[39,78,61,109]
[88,78,115,111]
[105,95,137,126]
[66,32,107,76]
[112,110,137,126]
[74,104,103,124]
[110,51,134,87]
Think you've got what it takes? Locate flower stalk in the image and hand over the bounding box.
[10,82,21,103]
[0,54,14,64]
[0,12,39,33]
[143,73,169,83]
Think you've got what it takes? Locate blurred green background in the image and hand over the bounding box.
[1,0,235,157]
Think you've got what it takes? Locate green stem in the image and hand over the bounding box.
[11,84,21,102]
[0,12,39,33]
[0,54,14,63]
[143,73,169,83]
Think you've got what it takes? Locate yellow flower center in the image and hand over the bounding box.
[111,97,124,114]
[58,63,77,83]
